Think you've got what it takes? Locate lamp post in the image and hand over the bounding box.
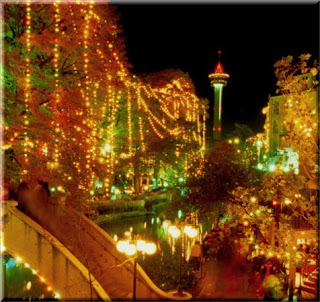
[116,235,156,300]
[168,224,198,297]
[256,139,263,163]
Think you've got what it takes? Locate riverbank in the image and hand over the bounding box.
[92,200,167,225]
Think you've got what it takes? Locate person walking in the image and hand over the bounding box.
[191,241,202,272]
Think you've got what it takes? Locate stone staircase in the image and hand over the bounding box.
[299,268,318,301]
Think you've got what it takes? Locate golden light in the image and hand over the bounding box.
[250,196,257,203]
[16,256,22,263]
[113,234,118,242]
[168,226,181,238]
[26,281,32,290]
[145,243,157,255]
[243,220,249,226]
[234,138,240,144]
[284,198,292,205]
[114,188,121,195]
[24,263,30,268]
[54,293,61,299]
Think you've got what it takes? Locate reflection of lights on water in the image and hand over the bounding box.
[144,222,147,228]
[151,218,155,225]
[113,234,118,242]
[130,227,133,232]
[156,217,160,224]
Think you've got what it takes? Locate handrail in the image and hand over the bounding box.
[4,201,110,301]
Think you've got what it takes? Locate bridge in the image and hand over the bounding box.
[3,200,177,300]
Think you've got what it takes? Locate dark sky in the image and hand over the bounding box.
[111,3,319,134]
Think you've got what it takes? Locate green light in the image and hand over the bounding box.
[151,218,155,225]
[177,210,182,219]
[268,164,276,172]
[163,181,168,187]
[263,155,267,159]
[178,177,184,183]
[50,187,56,192]
[257,163,263,170]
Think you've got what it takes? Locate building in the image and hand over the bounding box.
[263,72,318,155]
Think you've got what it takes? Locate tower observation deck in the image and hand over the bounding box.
[208,51,230,141]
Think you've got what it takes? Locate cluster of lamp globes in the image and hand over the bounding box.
[116,239,157,256]
[168,225,198,239]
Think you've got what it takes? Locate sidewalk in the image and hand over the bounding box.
[193,258,259,300]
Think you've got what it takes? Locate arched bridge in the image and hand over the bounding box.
[3,200,175,300]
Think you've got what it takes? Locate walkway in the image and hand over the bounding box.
[194,258,259,300]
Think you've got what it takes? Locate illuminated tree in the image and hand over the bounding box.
[165,142,253,223]
[2,2,128,204]
[274,54,318,185]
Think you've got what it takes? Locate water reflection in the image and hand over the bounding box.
[100,215,198,261]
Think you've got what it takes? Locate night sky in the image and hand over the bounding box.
[111,3,319,134]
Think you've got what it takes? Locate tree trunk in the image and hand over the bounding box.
[134,158,140,194]
[153,158,160,189]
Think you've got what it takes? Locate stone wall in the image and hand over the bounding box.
[3,201,109,301]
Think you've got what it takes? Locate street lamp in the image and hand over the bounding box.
[116,235,157,300]
[256,139,263,163]
[168,224,198,297]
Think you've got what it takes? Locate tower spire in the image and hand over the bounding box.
[208,54,230,141]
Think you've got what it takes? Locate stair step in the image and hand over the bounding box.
[300,285,318,295]
[309,276,318,283]
[303,281,317,288]
[300,290,314,301]
[107,286,132,300]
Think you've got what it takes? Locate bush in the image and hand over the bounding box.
[138,240,197,292]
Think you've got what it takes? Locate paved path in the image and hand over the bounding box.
[194,258,259,300]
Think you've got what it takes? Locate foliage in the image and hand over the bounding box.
[138,240,197,292]
[274,54,318,182]
[165,142,255,223]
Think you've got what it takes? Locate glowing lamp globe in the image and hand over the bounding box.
[117,240,128,253]
[125,243,137,256]
[145,243,157,255]
[137,240,147,252]
[168,226,181,238]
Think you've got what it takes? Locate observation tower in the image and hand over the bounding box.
[208,51,230,141]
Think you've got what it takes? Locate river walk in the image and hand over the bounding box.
[194,258,260,300]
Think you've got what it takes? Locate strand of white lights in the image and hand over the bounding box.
[2,250,60,299]
[22,0,33,174]
[138,117,146,152]
[127,88,133,153]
